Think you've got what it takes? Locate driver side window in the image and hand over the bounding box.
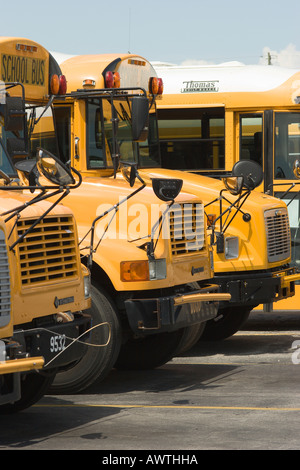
[86,101,106,168]
[239,114,263,167]
[274,112,300,179]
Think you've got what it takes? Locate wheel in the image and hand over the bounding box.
[176,281,207,354]
[200,306,252,341]
[114,328,186,370]
[49,283,122,394]
[0,371,55,414]
[177,322,206,354]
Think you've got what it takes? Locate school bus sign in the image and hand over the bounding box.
[1,53,45,86]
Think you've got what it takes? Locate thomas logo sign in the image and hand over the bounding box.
[181,80,219,93]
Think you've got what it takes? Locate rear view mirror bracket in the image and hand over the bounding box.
[205,161,263,252]
[3,149,82,252]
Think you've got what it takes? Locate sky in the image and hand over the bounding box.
[1,0,300,68]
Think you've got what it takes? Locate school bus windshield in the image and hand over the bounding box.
[0,103,21,175]
[28,105,59,159]
[86,96,160,169]
[0,138,15,175]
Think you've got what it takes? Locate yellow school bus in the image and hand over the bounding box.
[50,53,299,353]
[28,52,239,394]
[152,62,300,317]
[0,37,91,412]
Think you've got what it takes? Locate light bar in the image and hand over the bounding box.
[83,78,96,87]
[16,43,38,53]
[128,59,146,66]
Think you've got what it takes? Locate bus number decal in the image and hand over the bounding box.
[50,334,66,354]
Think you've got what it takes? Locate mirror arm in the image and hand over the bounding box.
[150,199,174,258]
[112,154,121,178]
[0,169,12,184]
[2,188,48,222]
[69,166,82,188]
[135,200,175,260]
[34,95,55,126]
[110,93,120,178]
[0,166,80,220]
[220,191,252,222]
[206,189,252,249]
[285,191,300,208]
[85,182,146,269]
[266,181,300,197]
[221,191,251,234]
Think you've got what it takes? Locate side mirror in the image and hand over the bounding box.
[131,96,149,141]
[36,148,76,186]
[121,162,183,201]
[231,160,263,190]
[4,96,26,132]
[293,160,300,179]
[14,159,37,187]
[222,176,244,195]
[152,178,183,201]
[121,163,138,187]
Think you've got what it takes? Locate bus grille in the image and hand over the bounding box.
[169,202,205,256]
[0,230,11,326]
[17,215,79,287]
[265,208,291,262]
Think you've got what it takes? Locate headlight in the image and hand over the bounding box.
[84,274,91,299]
[0,340,6,362]
[225,236,239,259]
[149,258,167,280]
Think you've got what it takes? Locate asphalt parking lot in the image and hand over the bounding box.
[1,310,300,451]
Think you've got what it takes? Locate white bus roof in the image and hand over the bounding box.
[152,63,300,94]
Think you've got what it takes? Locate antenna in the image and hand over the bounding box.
[128,8,131,53]
[266,51,277,65]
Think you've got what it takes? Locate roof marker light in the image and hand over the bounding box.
[128,59,146,67]
[83,79,96,87]
[105,71,114,88]
[113,72,121,88]
[50,74,60,94]
[149,77,159,95]
[157,78,164,95]
[105,71,121,88]
[50,74,67,95]
[59,75,67,94]
[16,43,38,52]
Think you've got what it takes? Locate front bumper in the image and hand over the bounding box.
[12,313,91,370]
[0,342,45,406]
[214,267,300,308]
[124,284,231,335]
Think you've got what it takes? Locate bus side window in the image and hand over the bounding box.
[275,112,300,179]
[158,108,225,171]
[53,106,71,164]
[240,115,263,167]
[86,101,105,169]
